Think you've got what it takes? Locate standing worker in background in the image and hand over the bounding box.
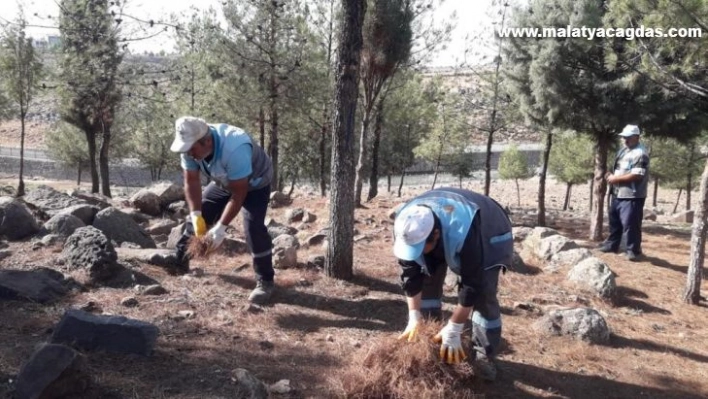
[601,124,650,261]
[393,188,513,381]
[167,116,275,304]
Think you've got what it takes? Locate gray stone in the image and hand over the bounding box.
[62,226,121,283]
[536,235,579,260]
[522,226,560,255]
[116,247,178,266]
[56,204,101,225]
[166,224,185,249]
[0,197,40,240]
[24,185,85,217]
[130,189,162,216]
[0,249,10,261]
[142,284,168,296]
[232,368,269,399]
[533,307,610,344]
[147,181,184,207]
[0,268,69,303]
[302,211,317,223]
[121,208,152,225]
[273,234,298,269]
[547,248,593,273]
[512,226,533,243]
[51,309,159,356]
[145,219,179,236]
[93,207,156,248]
[670,210,694,224]
[306,254,325,269]
[42,213,85,237]
[306,228,329,247]
[222,237,249,255]
[167,201,188,218]
[508,251,530,274]
[67,190,112,209]
[14,343,89,399]
[267,221,298,240]
[269,191,290,208]
[568,257,616,298]
[121,296,139,307]
[285,208,305,223]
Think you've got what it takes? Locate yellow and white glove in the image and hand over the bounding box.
[190,211,207,237]
[207,222,227,251]
[433,321,467,364]
[397,310,422,342]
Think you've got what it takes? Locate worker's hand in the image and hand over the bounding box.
[207,222,227,251]
[433,321,467,364]
[397,310,422,342]
[191,211,207,237]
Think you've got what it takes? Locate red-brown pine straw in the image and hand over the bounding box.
[330,321,477,398]
[186,235,214,259]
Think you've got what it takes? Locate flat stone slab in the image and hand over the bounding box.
[0,268,69,303]
[14,343,89,399]
[51,309,159,356]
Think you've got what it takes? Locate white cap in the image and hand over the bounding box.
[170,116,209,153]
[618,124,640,137]
[393,205,435,261]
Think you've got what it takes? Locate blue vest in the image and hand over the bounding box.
[399,188,513,275]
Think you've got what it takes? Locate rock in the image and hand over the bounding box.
[273,234,298,269]
[521,226,560,255]
[0,197,40,240]
[547,248,593,273]
[130,189,162,216]
[56,204,101,225]
[269,379,292,395]
[306,255,325,269]
[267,221,298,240]
[177,310,195,319]
[512,226,533,243]
[221,237,249,255]
[40,234,64,246]
[536,235,579,260]
[533,307,610,344]
[121,208,152,225]
[93,207,156,248]
[42,213,85,237]
[508,251,530,274]
[14,343,89,399]
[302,211,317,223]
[568,257,616,298]
[670,210,694,224]
[121,296,139,307]
[167,201,188,218]
[67,190,112,209]
[285,208,305,223]
[232,368,269,399]
[145,219,179,236]
[0,268,69,303]
[51,309,159,356]
[0,249,10,261]
[644,212,657,221]
[24,185,85,218]
[115,247,179,266]
[269,191,290,208]
[166,223,185,249]
[142,284,168,296]
[306,228,329,247]
[62,226,122,283]
[147,181,184,207]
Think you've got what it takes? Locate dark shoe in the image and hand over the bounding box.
[151,252,190,275]
[248,280,275,304]
[598,244,618,254]
[474,357,498,382]
[626,251,640,262]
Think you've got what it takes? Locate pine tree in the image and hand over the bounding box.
[498,144,532,206]
[549,133,594,211]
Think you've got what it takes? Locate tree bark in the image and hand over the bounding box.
[259,106,266,149]
[17,114,26,197]
[683,158,708,304]
[398,170,406,197]
[77,163,82,186]
[268,86,279,193]
[563,183,572,211]
[85,130,99,193]
[589,176,594,212]
[673,189,683,214]
[325,0,365,280]
[99,127,112,198]
[515,179,520,206]
[387,174,391,193]
[590,134,611,241]
[354,113,371,206]
[319,104,329,197]
[537,130,552,226]
[367,99,384,201]
[653,178,659,207]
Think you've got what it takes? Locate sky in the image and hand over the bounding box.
[1,0,505,68]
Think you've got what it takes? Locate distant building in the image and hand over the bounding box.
[47,35,61,47]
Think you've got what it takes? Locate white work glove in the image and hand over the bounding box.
[433,321,467,364]
[397,310,422,342]
[190,211,207,237]
[206,222,227,251]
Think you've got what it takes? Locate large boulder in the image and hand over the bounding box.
[145,219,179,236]
[23,185,85,218]
[62,227,122,283]
[67,189,112,209]
[55,204,101,225]
[568,257,616,298]
[42,213,85,237]
[130,189,162,216]
[13,343,89,399]
[273,234,298,269]
[93,207,156,248]
[521,226,560,255]
[267,220,298,239]
[536,235,579,260]
[166,224,185,249]
[51,309,159,356]
[0,197,39,240]
[0,268,70,303]
[547,248,593,273]
[534,307,610,344]
[269,191,290,208]
[147,181,184,207]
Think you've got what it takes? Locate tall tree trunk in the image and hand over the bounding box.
[537,130,552,226]
[687,177,692,211]
[268,84,279,193]
[259,106,266,149]
[673,189,683,214]
[397,170,406,197]
[590,134,611,241]
[85,131,99,193]
[17,114,26,197]
[354,113,371,207]
[483,129,494,196]
[325,0,365,280]
[319,104,329,197]
[387,174,391,192]
[563,183,572,211]
[515,179,520,206]
[77,163,82,186]
[367,100,384,201]
[589,177,594,212]
[653,178,659,207]
[683,158,708,304]
[99,127,112,198]
[483,5,507,197]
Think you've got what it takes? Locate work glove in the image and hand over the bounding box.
[433,321,467,364]
[206,222,227,251]
[397,310,422,342]
[191,211,207,237]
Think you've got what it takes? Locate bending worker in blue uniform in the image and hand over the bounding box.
[169,116,275,304]
[393,188,513,381]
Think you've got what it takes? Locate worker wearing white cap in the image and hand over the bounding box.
[393,188,513,381]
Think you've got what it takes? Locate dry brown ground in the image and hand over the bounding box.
[1,175,707,399]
